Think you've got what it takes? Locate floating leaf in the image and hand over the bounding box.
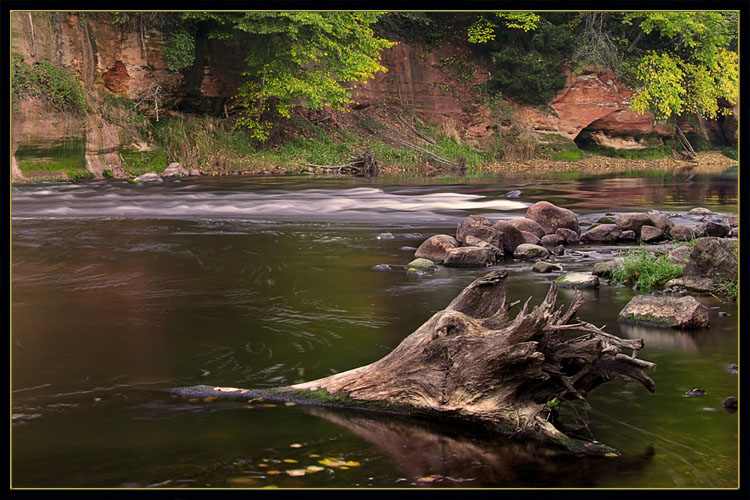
[416,475,442,483]
[266,470,281,475]
[227,476,260,486]
[258,463,269,468]
[282,459,298,464]
[188,398,199,403]
[339,466,350,470]
[345,461,361,467]
[286,469,306,477]
[214,387,244,392]
[247,398,264,404]
[259,403,277,408]
[319,458,348,467]
[244,405,254,409]
[289,443,302,448]
[284,402,296,407]
[202,397,217,403]
[306,466,324,473]
[604,452,619,457]
[308,454,320,458]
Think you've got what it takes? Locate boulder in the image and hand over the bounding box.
[490,220,525,254]
[669,225,696,241]
[618,295,710,328]
[514,244,550,260]
[456,215,499,247]
[696,221,730,238]
[541,234,566,247]
[555,227,579,245]
[371,264,392,271]
[688,207,713,216]
[407,258,437,272]
[188,168,201,176]
[520,231,541,246]
[162,162,189,177]
[619,230,637,241]
[667,246,692,265]
[640,225,665,243]
[525,201,579,235]
[414,234,459,263]
[592,258,624,277]
[556,272,599,289]
[614,213,652,235]
[134,172,163,183]
[581,224,622,242]
[682,238,738,292]
[443,246,495,268]
[532,262,563,273]
[551,245,565,256]
[508,217,546,239]
[647,210,675,232]
[465,235,503,260]
[376,232,394,240]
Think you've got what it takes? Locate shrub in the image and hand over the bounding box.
[12,58,87,114]
[610,248,684,291]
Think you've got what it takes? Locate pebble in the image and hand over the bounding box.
[727,364,738,375]
[723,396,738,412]
[371,264,391,271]
[686,388,706,397]
[376,233,394,240]
[718,311,729,317]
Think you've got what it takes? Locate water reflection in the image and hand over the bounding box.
[307,406,656,488]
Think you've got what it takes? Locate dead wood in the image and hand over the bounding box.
[172,270,655,455]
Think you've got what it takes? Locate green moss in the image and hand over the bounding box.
[102,169,114,179]
[120,148,168,176]
[550,150,585,162]
[15,140,87,174]
[722,147,738,161]
[596,216,615,224]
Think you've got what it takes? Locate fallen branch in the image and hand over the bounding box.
[171,271,655,455]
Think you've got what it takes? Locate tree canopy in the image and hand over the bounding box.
[184,12,394,141]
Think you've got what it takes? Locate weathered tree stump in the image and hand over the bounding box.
[172,270,655,455]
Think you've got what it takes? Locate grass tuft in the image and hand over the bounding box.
[610,248,684,291]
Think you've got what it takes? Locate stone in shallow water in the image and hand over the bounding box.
[442,246,495,268]
[414,234,459,263]
[618,295,709,328]
[532,261,562,273]
[376,232,394,240]
[525,201,579,235]
[592,258,624,277]
[407,258,436,272]
[723,396,738,413]
[669,225,695,242]
[581,224,622,242]
[682,238,738,292]
[640,225,665,243]
[371,264,391,272]
[688,207,713,216]
[513,244,549,260]
[555,272,599,289]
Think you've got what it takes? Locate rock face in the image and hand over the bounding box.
[682,238,738,292]
[525,201,579,235]
[414,234,459,263]
[618,295,710,329]
[556,273,599,289]
[581,224,622,242]
[443,246,495,268]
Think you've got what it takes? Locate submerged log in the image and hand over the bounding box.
[172,270,655,455]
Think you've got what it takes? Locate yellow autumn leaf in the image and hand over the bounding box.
[202,397,217,403]
[283,459,298,464]
[266,470,281,475]
[306,466,324,473]
[345,461,361,467]
[286,469,306,477]
[318,458,347,467]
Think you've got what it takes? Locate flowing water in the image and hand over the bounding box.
[11,171,739,489]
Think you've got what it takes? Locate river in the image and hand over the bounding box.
[11,170,739,489]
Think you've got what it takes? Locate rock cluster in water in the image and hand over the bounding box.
[132,162,199,183]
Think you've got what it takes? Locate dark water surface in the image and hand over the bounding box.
[11,173,739,489]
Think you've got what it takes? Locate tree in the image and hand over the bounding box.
[622,12,739,120]
[186,12,394,141]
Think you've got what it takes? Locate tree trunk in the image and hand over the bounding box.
[172,270,655,455]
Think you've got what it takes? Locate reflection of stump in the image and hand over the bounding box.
[174,271,655,455]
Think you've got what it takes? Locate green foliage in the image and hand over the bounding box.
[624,12,738,120]
[119,148,168,176]
[721,280,738,301]
[721,147,738,161]
[192,12,394,142]
[468,12,540,43]
[551,150,585,162]
[102,169,114,178]
[164,31,195,72]
[610,248,684,291]
[479,14,576,105]
[12,58,87,114]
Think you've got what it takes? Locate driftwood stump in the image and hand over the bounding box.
[172,270,655,455]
